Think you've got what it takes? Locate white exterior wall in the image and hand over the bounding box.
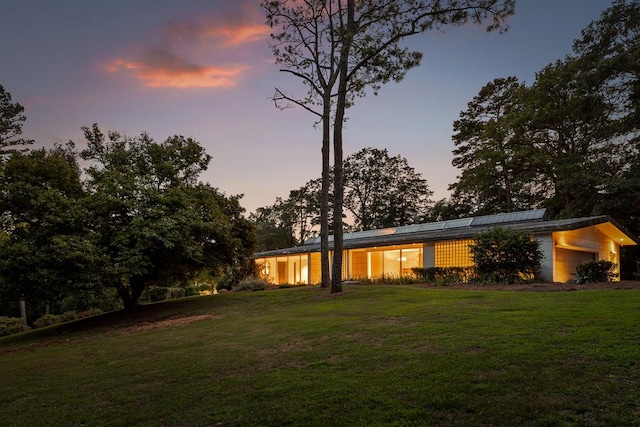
[552,226,621,283]
[536,234,554,282]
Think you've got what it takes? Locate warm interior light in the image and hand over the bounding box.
[263,260,270,276]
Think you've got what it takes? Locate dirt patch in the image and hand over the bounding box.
[415,281,640,292]
[115,314,219,334]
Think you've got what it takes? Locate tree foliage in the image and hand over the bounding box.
[448,0,640,244]
[80,124,255,309]
[250,179,321,250]
[0,119,258,317]
[450,77,540,214]
[0,145,100,317]
[471,227,543,284]
[0,84,32,155]
[343,147,432,230]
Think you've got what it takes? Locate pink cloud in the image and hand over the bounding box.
[106,2,267,89]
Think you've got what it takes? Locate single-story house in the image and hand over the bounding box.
[251,208,638,284]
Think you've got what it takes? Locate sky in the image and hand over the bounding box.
[0,0,616,215]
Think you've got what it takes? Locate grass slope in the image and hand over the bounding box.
[1,285,639,426]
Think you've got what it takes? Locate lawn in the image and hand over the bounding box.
[1,285,639,426]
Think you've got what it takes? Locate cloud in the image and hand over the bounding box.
[108,48,248,88]
[106,2,268,89]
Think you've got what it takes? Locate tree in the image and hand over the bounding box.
[80,124,255,309]
[572,0,640,144]
[250,179,322,250]
[0,84,32,155]
[343,147,432,230]
[263,0,514,293]
[0,145,100,319]
[450,77,544,215]
[471,227,543,284]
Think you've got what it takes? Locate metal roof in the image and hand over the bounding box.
[252,208,638,258]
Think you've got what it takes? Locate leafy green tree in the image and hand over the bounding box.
[263,0,514,293]
[449,1,640,224]
[80,124,255,309]
[0,145,100,319]
[0,84,32,155]
[451,77,543,215]
[471,227,543,284]
[250,198,298,251]
[521,58,622,219]
[251,179,322,251]
[344,147,432,230]
[572,0,640,143]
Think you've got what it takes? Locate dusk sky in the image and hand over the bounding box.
[1,0,615,215]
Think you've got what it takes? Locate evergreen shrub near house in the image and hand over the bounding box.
[411,267,473,285]
[471,227,543,284]
[575,260,618,284]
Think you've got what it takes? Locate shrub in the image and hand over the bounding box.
[143,286,187,302]
[575,260,618,284]
[233,276,269,292]
[356,274,423,286]
[33,314,63,329]
[0,316,30,337]
[216,273,235,291]
[411,267,473,285]
[33,309,103,329]
[471,227,543,284]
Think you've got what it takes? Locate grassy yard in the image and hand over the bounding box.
[1,285,639,426]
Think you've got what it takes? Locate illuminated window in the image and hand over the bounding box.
[435,240,474,267]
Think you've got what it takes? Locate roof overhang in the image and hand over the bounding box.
[251,213,639,259]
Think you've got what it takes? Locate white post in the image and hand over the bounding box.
[20,296,27,327]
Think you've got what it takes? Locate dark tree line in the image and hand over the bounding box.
[0,87,255,317]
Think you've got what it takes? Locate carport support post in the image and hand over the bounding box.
[20,295,27,327]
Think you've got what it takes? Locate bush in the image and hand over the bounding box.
[33,314,64,329]
[471,227,543,284]
[33,309,103,329]
[0,316,30,337]
[411,267,473,285]
[575,260,618,284]
[143,286,187,302]
[356,274,423,286]
[233,276,269,292]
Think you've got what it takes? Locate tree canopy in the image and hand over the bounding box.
[449,0,640,226]
[0,121,256,316]
[0,145,100,317]
[80,124,255,309]
[0,84,31,155]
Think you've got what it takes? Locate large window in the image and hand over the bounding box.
[255,255,309,285]
[434,240,473,267]
[353,245,422,279]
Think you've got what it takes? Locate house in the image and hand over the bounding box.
[251,209,638,284]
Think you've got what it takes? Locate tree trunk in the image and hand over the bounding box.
[330,0,355,294]
[118,286,136,311]
[320,94,332,288]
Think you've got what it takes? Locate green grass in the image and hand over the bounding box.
[1,285,639,426]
